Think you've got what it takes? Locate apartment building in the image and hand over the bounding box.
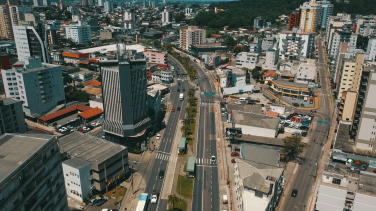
[0,98,26,136]
[102,58,150,138]
[325,13,351,48]
[253,16,266,30]
[236,52,259,70]
[180,26,206,51]
[0,133,68,211]
[338,91,358,122]
[278,31,315,60]
[33,0,50,6]
[59,132,129,192]
[1,57,65,117]
[354,65,376,151]
[62,158,92,202]
[329,29,357,58]
[296,59,316,84]
[262,47,279,71]
[143,49,167,65]
[123,11,135,30]
[358,21,376,37]
[366,38,376,62]
[13,25,48,63]
[332,43,363,85]
[299,1,319,33]
[336,53,365,99]
[288,10,300,30]
[65,21,92,44]
[0,1,13,39]
[318,0,334,29]
[161,8,172,25]
[104,0,113,13]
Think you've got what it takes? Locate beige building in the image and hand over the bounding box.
[179,26,206,51]
[0,2,13,39]
[299,0,319,33]
[338,91,358,122]
[337,53,365,99]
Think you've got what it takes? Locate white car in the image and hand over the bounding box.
[102,135,106,139]
[289,123,294,128]
[285,120,292,124]
[156,134,161,140]
[91,122,96,127]
[211,156,216,164]
[295,125,300,129]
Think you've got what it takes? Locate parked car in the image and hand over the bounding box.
[300,126,308,130]
[96,198,107,206]
[292,103,300,107]
[292,131,301,136]
[231,159,236,163]
[102,135,106,139]
[156,134,161,140]
[231,152,240,157]
[300,103,305,107]
[89,198,98,206]
[291,117,296,121]
[302,131,308,137]
[360,164,368,171]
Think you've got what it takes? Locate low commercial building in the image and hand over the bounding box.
[240,143,281,167]
[234,159,285,211]
[89,98,103,110]
[100,29,113,40]
[38,104,92,125]
[296,59,316,84]
[201,53,221,69]
[143,49,167,65]
[0,133,68,211]
[269,80,311,99]
[236,52,259,70]
[62,50,90,65]
[189,43,227,58]
[232,110,280,138]
[217,67,255,95]
[151,69,173,84]
[62,158,92,202]
[59,132,129,193]
[69,68,95,81]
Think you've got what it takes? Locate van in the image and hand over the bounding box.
[238,98,246,102]
[222,195,228,204]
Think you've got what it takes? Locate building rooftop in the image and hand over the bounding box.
[227,104,262,114]
[0,133,55,185]
[78,44,145,54]
[58,132,127,165]
[232,110,280,130]
[0,98,21,105]
[63,157,90,169]
[316,184,347,211]
[333,122,353,151]
[147,89,159,97]
[84,87,102,95]
[273,80,309,89]
[241,143,281,167]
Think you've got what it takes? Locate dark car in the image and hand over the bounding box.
[178,83,181,86]
[96,198,107,206]
[177,107,181,111]
[300,103,305,107]
[360,164,368,171]
[302,130,308,137]
[300,126,308,130]
[284,122,290,127]
[247,100,255,105]
[291,189,298,197]
[159,169,165,178]
[318,84,321,88]
[292,103,300,107]
[177,89,180,92]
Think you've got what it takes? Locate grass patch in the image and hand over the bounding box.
[104,186,127,198]
[176,175,194,200]
[184,163,187,172]
[332,95,336,103]
[186,138,193,147]
[178,154,187,157]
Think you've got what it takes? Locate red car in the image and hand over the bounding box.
[291,116,296,121]
[172,108,175,112]
[231,152,240,157]
[231,159,236,163]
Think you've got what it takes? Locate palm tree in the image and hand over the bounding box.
[168,194,178,209]
[182,118,191,127]
[181,124,190,137]
[188,89,195,98]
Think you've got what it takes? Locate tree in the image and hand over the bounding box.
[225,36,237,51]
[242,45,250,52]
[153,40,161,48]
[174,12,185,22]
[283,136,307,159]
[105,16,111,25]
[63,75,73,85]
[181,122,190,136]
[356,35,369,51]
[188,89,195,98]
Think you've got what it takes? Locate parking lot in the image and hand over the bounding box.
[56,114,104,135]
[279,113,314,138]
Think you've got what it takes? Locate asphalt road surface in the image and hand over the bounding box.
[281,36,333,211]
[190,58,220,211]
[145,55,191,211]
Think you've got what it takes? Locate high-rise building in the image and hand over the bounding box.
[278,30,316,60]
[366,38,376,62]
[102,58,151,138]
[318,0,334,28]
[104,0,113,13]
[13,25,48,63]
[0,98,27,135]
[336,53,365,99]
[16,6,31,21]
[288,10,300,30]
[0,1,14,39]
[67,6,79,16]
[161,8,171,25]
[325,13,351,47]
[253,16,266,30]
[65,21,92,44]
[299,0,319,33]
[0,133,69,211]
[179,26,206,51]
[123,11,135,29]
[1,57,65,117]
[33,0,50,6]
[98,0,103,6]
[329,28,357,57]
[262,47,279,70]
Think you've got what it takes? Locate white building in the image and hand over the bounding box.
[104,0,113,13]
[179,26,206,51]
[278,31,315,60]
[296,59,316,84]
[217,67,255,95]
[13,25,48,63]
[236,52,259,70]
[65,21,92,44]
[151,69,173,85]
[62,158,93,202]
[123,11,135,29]
[1,57,65,117]
[262,47,279,70]
[161,8,171,25]
[232,111,280,138]
[98,0,104,6]
[33,0,50,6]
[366,38,376,62]
[329,30,357,58]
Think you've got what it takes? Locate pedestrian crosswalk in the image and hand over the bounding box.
[156,152,178,163]
[201,102,213,106]
[195,158,212,165]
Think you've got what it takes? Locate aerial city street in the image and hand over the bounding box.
[0,0,376,211]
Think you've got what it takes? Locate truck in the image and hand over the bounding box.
[150,190,159,204]
[179,93,184,101]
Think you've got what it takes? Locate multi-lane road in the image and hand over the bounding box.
[190,58,220,211]
[281,37,333,211]
[144,55,191,211]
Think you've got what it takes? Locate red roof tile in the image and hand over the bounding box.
[265,110,279,117]
[79,107,103,119]
[39,105,91,122]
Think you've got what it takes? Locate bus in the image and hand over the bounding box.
[135,193,149,211]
